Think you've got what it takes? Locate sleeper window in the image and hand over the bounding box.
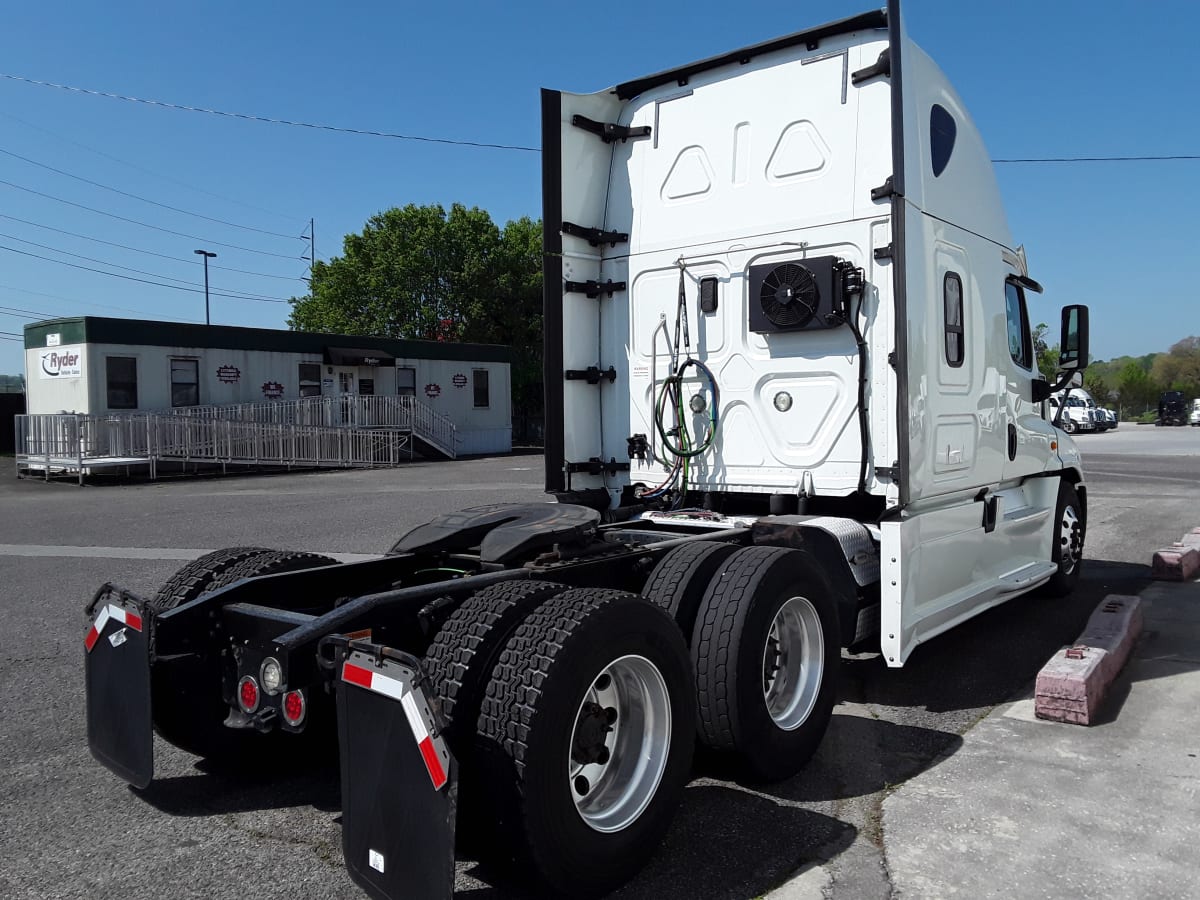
[943,272,964,367]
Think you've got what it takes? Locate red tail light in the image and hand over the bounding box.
[238,676,260,713]
[282,690,306,726]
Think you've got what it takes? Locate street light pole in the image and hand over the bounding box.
[194,249,217,325]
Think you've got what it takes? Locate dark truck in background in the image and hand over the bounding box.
[1158,390,1188,426]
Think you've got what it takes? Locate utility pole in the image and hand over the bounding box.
[194,249,217,325]
[308,217,315,282]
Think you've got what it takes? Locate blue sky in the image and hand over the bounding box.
[0,0,1195,374]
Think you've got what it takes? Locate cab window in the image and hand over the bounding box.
[1004,282,1031,369]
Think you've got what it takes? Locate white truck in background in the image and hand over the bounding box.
[82,3,1093,897]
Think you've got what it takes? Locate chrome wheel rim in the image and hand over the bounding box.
[762,596,824,731]
[1059,504,1082,574]
[568,654,671,833]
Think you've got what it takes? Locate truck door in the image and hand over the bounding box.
[1001,278,1054,480]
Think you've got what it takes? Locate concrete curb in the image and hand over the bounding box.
[1152,528,1200,580]
[1034,594,1143,725]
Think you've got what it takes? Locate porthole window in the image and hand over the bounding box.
[930,104,957,177]
[944,272,964,367]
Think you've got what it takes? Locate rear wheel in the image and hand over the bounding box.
[1043,481,1084,596]
[691,546,840,782]
[475,589,694,897]
[149,546,274,613]
[151,549,340,761]
[641,541,740,638]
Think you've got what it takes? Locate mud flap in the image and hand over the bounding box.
[330,638,457,900]
[84,585,153,789]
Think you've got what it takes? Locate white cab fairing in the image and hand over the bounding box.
[542,0,1084,667]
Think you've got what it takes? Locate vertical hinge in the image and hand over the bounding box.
[887,351,897,370]
[570,115,652,144]
[851,49,891,85]
[874,244,894,261]
[870,176,895,201]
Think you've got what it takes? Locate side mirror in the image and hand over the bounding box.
[1057,305,1089,371]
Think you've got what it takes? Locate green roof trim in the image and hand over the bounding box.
[22,316,512,363]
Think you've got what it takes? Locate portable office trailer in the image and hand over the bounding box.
[23,317,513,454]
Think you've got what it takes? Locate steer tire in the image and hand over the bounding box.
[151,550,339,762]
[641,541,740,640]
[1043,481,1085,597]
[691,545,840,782]
[149,547,275,613]
[475,588,694,897]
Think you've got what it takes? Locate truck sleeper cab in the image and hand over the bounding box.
[82,3,1091,899]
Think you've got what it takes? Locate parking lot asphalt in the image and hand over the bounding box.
[1,428,1197,900]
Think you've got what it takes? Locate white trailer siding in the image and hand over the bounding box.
[22,318,513,454]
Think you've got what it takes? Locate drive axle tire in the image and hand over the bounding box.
[1043,481,1085,597]
[475,589,694,897]
[149,546,274,613]
[691,546,840,782]
[424,580,567,752]
[151,549,339,761]
[641,540,740,639]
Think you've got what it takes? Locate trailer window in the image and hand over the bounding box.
[106,357,138,409]
[397,366,416,398]
[943,272,964,367]
[473,369,490,408]
[298,363,321,398]
[1005,282,1032,369]
[170,359,199,407]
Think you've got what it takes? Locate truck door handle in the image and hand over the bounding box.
[1007,424,1017,461]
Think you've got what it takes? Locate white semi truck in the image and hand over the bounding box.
[82,3,1091,897]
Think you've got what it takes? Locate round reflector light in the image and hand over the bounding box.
[283,690,306,726]
[238,675,260,713]
[260,657,283,694]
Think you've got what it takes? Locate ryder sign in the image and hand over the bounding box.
[39,346,84,379]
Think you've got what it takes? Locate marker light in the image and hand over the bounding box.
[774,391,793,412]
[238,676,260,714]
[689,393,707,414]
[282,690,306,726]
[260,657,283,694]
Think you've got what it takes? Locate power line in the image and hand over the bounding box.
[0,231,293,301]
[0,72,540,153]
[0,179,308,260]
[0,243,292,303]
[0,283,198,321]
[0,147,303,239]
[0,213,304,281]
[0,108,302,223]
[993,155,1200,163]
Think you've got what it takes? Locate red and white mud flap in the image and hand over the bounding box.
[330,638,457,900]
[84,584,154,789]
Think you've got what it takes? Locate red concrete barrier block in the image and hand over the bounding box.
[1034,595,1142,725]
[1152,546,1200,581]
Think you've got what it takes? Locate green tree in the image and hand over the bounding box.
[288,204,544,417]
[1150,336,1200,400]
[1032,322,1058,378]
[1117,361,1157,415]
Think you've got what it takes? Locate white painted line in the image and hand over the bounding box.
[0,544,379,563]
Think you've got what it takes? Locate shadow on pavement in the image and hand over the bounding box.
[454,785,856,900]
[136,760,340,816]
[845,559,1150,716]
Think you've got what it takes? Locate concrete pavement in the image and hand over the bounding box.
[881,579,1200,899]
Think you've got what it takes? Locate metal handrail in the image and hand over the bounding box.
[14,411,420,480]
[145,394,456,457]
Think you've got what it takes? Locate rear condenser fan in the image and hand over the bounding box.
[748,255,841,333]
